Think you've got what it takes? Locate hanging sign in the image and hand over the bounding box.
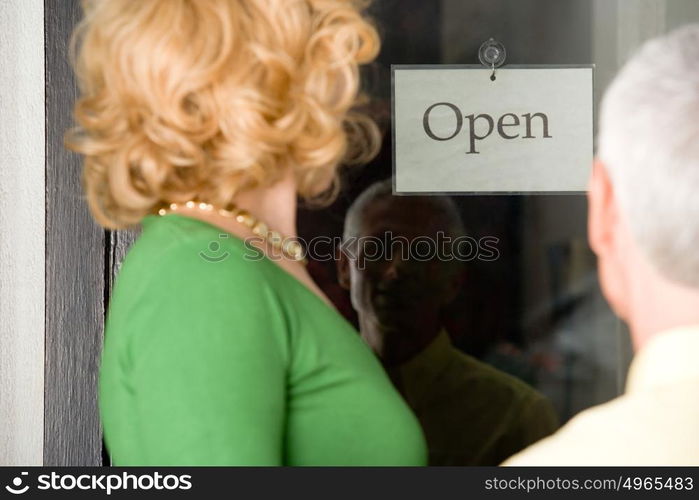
[392,65,594,193]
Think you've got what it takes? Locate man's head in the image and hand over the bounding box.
[591,25,699,347]
[338,180,465,363]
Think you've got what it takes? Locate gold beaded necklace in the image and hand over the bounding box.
[157,200,307,265]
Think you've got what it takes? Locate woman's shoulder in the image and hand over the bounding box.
[120,213,278,288]
[105,214,295,368]
[108,213,295,337]
[108,213,350,352]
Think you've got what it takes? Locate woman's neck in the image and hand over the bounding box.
[234,168,298,239]
[169,168,299,242]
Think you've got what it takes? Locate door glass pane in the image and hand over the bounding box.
[297,0,699,464]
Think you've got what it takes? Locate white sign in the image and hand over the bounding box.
[392,66,593,193]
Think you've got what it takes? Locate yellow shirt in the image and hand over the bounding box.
[503,326,699,465]
[388,331,559,465]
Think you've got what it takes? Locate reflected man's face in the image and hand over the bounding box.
[339,198,461,333]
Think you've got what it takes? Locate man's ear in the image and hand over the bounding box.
[588,159,617,257]
[588,158,630,319]
[336,244,351,290]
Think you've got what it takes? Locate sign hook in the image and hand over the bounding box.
[479,38,506,81]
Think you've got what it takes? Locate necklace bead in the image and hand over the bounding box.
[156,201,307,265]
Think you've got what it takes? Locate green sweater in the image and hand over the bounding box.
[99,213,427,465]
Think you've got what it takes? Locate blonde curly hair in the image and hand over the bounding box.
[65,0,381,229]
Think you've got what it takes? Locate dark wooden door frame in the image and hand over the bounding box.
[44,0,139,466]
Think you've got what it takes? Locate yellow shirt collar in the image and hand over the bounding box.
[626,325,699,394]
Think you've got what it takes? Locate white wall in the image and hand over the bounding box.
[0,0,45,465]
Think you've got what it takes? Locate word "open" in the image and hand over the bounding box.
[422,102,552,154]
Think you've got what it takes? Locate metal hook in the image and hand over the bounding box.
[479,38,506,82]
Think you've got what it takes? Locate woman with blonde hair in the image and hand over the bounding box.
[66,0,426,465]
